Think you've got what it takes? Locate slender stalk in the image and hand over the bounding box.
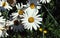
[43,5,58,25]
[43,32,44,38]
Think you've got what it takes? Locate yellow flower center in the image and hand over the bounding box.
[43,30,47,34]
[28,17,34,23]
[2,2,6,7]
[30,3,35,9]
[39,28,43,32]
[18,10,24,15]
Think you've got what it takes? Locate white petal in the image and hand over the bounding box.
[35,20,42,24]
[37,6,41,9]
[0,13,2,16]
[35,23,40,28]
[22,21,27,23]
[16,3,21,9]
[35,18,42,21]
[21,3,23,9]
[32,23,37,30]
[30,26,32,31]
[23,5,28,7]
[0,30,3,37]
[40,0,46,3]
[36,15,41,18]
[33,9,39,16]
[47,0,51,3]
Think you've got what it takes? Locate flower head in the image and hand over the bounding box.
[21,11,42,30]
[0,0,12,10]
[11,9,24,19]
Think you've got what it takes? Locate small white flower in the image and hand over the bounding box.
[21,11,42,30]
[0,0,12,10]
[11,9,24,19]
[24,7,38,16]
[40,0,51,3]
[15,3,25,18]
[24,3,40,16]
[24,3,41,15]
[22,2,41,9]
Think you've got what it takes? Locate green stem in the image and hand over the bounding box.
[43,5,58,25]
[43,32,44,38]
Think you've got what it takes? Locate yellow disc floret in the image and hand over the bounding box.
[30,3,35,9]
[28,17,34,23]
[18,10,24,15]
[2,2,6,7]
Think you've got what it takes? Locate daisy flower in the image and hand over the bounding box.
[24,3,41,16]
[11,3,24,19]
[0,0,12,10]
[40,0,51,3]
[21,11,42,30]
[11,9,24,19]
[23,1,41,9]
[24,3,41,19]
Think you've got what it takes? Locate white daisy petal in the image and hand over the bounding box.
[40,0,51,3]
[22,21,27,23]
[47,0,51,3]
[35,22,40,28]
[33,9,39,16]
[37,6,41,9]
[35,18,42,21]
[36,15,41,17]
[32,23,37,30]
[30,26,32,30]
[16,3,21,9]
[35,20,42,24]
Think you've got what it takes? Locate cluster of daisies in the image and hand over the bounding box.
[0,0,51,37]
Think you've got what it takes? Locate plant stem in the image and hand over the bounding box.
[43,5,58,25]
